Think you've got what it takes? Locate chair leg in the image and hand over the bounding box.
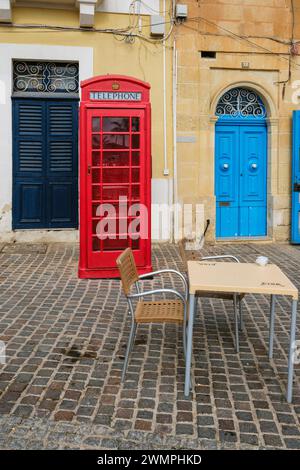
[189,299,197,391]
[183,302,187,359]
[233,294,240,353]
[239,298,243,331]
[183,321,186,359]
[184,299,194,391]
[121,321,137,383]
[183,310,192,390]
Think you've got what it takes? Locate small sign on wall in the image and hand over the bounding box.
[177,135,197,143]
[90,91,142,101]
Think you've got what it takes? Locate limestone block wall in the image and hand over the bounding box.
[175,0,300,242]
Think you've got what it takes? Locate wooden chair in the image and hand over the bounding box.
[116,248,188,381]
[178,239,245,352]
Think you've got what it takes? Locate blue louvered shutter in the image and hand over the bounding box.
[46,101,78,228]
[12,99,78,229]
[13,100,46,228]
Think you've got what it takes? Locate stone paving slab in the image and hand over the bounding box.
[1,243,48,254]
[0,242,299,450]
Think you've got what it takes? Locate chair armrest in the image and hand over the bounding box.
[201,255,240,263]
[139,269,188,300]
[128,288,186,305]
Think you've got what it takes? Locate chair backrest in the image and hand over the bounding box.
[116,248,139,296]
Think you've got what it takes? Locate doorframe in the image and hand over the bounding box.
[215,117,268,239]
[209,82,279,242]
[12,96,79,230]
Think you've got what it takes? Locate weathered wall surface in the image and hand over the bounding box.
[175,0,300,242]
[0,4,173,241]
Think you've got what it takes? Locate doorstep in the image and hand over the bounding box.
[215,236,274,244]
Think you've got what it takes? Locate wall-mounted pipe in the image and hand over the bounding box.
[162,0,169,176]
[172,39,178,241]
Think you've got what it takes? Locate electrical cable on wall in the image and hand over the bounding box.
[274,0,295,97]
[0,1,176,45]
[181,17,300,71]
[1,6,300,62]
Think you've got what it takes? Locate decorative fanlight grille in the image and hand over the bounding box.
[13,61,79,94]
[216,87,266,118]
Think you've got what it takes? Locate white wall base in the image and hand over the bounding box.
[0,229,79,243]
[151,178,173,242]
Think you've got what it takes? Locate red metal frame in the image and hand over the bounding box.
[79,75,152,278]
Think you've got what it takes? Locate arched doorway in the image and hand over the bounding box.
[215,87,267,238]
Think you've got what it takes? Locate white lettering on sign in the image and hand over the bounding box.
[90,91,142,101]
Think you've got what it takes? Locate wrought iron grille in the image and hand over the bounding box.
[13,61,79,94]
[216,87,266,118]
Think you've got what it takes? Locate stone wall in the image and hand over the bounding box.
[175,0,300,242]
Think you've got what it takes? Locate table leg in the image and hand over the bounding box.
[287,299,298,403]
[269,294,276,360]
[184,293,195,398]
[239,298,243,331]
[234,293,239,353]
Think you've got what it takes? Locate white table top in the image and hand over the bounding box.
[187,261,298,300]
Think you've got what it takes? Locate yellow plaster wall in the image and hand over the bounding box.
[0,6,174,180]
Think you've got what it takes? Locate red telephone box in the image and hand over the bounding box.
[78,75,152,278]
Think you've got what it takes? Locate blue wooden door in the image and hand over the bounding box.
[12,99,78,229]
[215,123,267,237]
[215,126,239,237]
[292,110,300,243]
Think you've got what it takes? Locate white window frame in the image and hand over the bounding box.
[0,43,93,234]
[96,0,160,15]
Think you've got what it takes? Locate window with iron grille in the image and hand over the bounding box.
[216,87,267,119]
[13,61,79,95]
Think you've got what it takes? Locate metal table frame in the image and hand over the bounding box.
[184,264,298,403]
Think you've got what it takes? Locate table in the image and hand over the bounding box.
[185,261,298,402]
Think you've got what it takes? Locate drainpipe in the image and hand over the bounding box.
[172,40,178,242]
[163,0,169,177]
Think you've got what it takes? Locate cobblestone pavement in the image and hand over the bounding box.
[0,242,299,450]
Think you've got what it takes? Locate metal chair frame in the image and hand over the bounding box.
[178,241,244,352]
[117,249,188,382]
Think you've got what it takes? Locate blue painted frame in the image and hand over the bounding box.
[215,119,267,238]
[291,110,300,243]
[215,87,268,238]
[12,98,78,230]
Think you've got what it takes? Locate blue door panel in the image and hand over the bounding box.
[215,127,239,202]
[291,111,300,243]
[13,98,78,229]
[216,206,239,238]
[239,207,249,237]
[249,206,267,237]
[215,122,267,238]
[48,182,76,227]
[240,127,267,205]
[215,126,239,236]
[240,206,266,237]
[14,182,44,226]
